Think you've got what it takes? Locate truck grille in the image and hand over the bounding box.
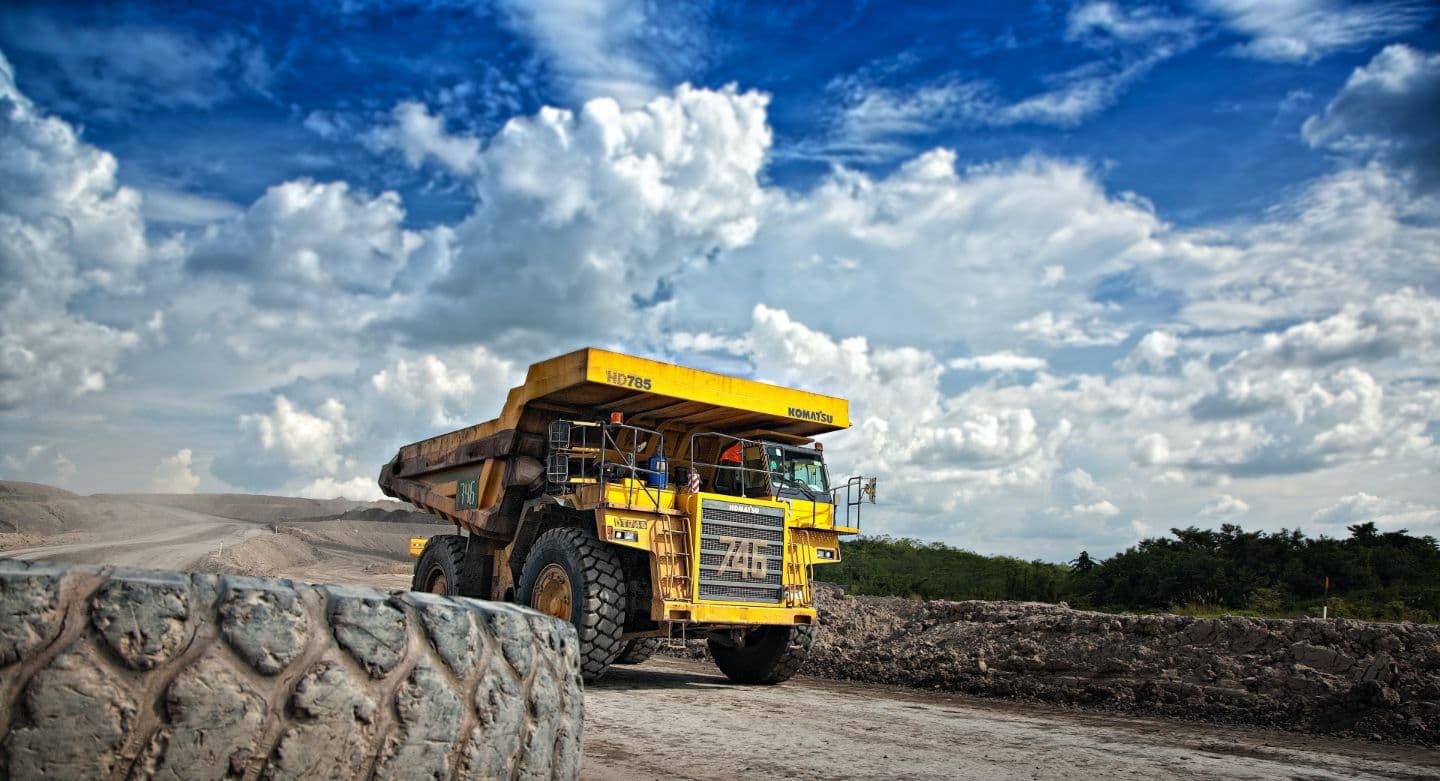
[697,499,785,604]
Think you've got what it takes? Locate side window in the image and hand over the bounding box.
[714,443,744,496]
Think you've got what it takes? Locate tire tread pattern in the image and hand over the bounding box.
[613,638,664,665]
[709,624,816,685]
[411,534,466,595]
[0,559,582,780]
[518,527,626,681]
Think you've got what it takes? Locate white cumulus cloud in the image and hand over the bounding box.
[1303,44,1440,190]
[150,449,201,493]
[240,396,353,476]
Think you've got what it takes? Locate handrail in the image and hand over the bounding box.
[548,418,670,514]
[829,475,877,531]
[599,421,667,514]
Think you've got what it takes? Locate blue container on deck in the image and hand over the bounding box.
[646,455,668,488]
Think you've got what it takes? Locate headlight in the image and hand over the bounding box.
[815,548,836,559]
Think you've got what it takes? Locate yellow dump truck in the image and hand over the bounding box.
[380,348,875,682]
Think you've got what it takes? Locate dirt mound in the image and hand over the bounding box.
[0,531,87,552]
[0,480,111,534]
[292,506,444,525]
[193,532,321,577]
[275,520,438,561]
[672,585,1440,744]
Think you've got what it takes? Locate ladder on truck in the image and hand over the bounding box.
[652,512,693,602]
[653,511,693,649]
[786,529,814,605]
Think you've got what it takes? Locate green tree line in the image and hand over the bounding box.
[827,522,1440,622]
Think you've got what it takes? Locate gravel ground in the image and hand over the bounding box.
[584,656,1440,780]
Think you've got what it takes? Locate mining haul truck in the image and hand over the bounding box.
[379,348,875,682]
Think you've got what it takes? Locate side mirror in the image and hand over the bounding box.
[863,478,877,504]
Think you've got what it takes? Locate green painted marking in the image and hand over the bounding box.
[455,477,479,510]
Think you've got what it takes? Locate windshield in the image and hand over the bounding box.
[761,445,830,495]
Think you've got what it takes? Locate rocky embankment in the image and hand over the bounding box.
[681,585,1440,744]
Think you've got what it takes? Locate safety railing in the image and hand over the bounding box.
[685,432,774,499]
[547,419,670,514]
[829,475,877,531]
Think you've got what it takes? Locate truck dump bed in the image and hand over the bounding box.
[379,348,849,538]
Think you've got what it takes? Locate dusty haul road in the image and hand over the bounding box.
[2,514,264,569]
[3,484,1438,780]
[586,657,1439,780]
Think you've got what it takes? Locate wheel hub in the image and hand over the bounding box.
[533,563,573,621]
[427,570,449,595]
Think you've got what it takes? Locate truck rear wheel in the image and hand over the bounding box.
[708,624,815,685]
[0,559,583,779]
[613,637,664,665]
[412,534,467,596]
[517,527,626,681]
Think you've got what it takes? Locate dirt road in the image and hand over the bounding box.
[2,514,264,569]
[584,657,1440,780]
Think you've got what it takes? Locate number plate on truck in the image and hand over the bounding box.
[455,477,479,510]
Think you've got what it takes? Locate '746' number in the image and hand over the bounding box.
[716,536,769,580]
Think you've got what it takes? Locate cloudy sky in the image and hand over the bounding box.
[2,0,1438,561]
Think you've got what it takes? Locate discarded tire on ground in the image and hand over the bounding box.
[0,559,583,780]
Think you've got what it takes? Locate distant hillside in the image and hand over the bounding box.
[0,481,419,535]
[829,535,1071,603]
[0,481,80,501]
[92,491,409,523]
[0,481,223,535]
[829,526,1440,623]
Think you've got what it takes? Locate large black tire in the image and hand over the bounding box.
[0,559,583,780]
[412,534,467,595]
[517,527,626,682]
[709,624,815,685]
[613,637,664,665]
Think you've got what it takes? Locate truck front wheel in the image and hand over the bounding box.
[709,624,815,684]
[517,527,627,681]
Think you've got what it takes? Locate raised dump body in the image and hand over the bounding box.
[381,348,875,681]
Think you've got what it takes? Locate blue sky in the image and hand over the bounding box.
[2,0,1438,560]
[3,1,1426,224]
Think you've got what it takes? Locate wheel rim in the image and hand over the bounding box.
[427,569,449,595]
[532,563,573,621]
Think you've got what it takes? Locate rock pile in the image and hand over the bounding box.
[677,585,1440,744]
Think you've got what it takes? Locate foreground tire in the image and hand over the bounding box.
[709,624,815,685]
[613,637,664,665]
[0,559,582,780]
[517,527,626,681]
[412,534,467,595]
